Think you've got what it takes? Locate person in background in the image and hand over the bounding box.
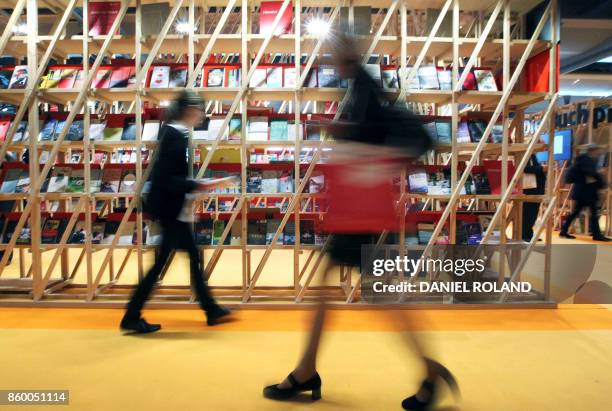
[262,35,457,410]
[561,144,610,242]
[120,91,231,334]
[522,154,546,241]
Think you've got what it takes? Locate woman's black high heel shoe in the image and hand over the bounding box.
[263,372,322,401]
[401,359,459,410]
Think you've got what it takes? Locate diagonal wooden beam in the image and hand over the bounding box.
[195,0,292,180]
[0,0,79,165]
[454,0,503,92]
[0,0,130,276]
[396,0,452,104]
[204,196,245,278]
[134,0,186,87]
[39,197,86,292]
[418,1,552,262]
[478,94,558,246]
[499,196,557,302]
[0,0,26,56]
[187,0,238,87]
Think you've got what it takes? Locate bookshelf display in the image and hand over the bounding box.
[0,0,559,305]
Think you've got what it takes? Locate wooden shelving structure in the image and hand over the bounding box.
[0,0,559,306]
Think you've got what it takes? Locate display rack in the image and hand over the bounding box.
[0,0,558,306]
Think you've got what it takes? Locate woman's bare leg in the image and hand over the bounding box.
[277,262,334,387]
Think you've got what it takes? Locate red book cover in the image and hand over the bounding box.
[88,2,121,36]
[260,1,293,35]
[459,68,477,91]
[92,68,112,89]
[109,66,132,88]
[72,70,85,88]
[524,45,560,92]
[483,160,520,195]
[0,119,10,141]
[58,69,77,88]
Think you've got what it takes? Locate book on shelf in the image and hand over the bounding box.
[287,120,301,141]
[408,169,428,193]
[102,220,120,244]
[8,66,28,89]
[249,68,267,88]
[467,120,486,142]
[437,68,452,90]
[58,69,78,88]
[119,169,137,193]
[88,1,121,35]
[103,125,123,141]
[38,119,57,141]
[305,68,317,87]
[205,67,226,87]
[283,67,296,88]
[90,168,102,193]
[47,166,72,193]
[300,220,315,245]
[261,170,279,193]
[458,68,477,90]
[92,69,112,89]
[228,118,242,141]
[270,118,288,140]
[14,121,29,142]
[0,120,9,141]
[400,67,421,90]
[247,220,267,245]
[89,121,106,141]
[91,222,105,244]
[0,69,12,89]
[121,117,137,141]
[490,124,504,143]
[434,120,451,144]
[15,171,30,193]
[66,168,85,193]
[150,66,170,88]
[472,169,491,194]
[169,67,188,88]
[229,221,241,245]
[66,120,85,141]
[364,64,382,87]
[109,66,132,88]
[15,225,32,245]
[474,69,497,91]
[226,67,241,87]
[208,117,229,141]
[278,171,293,193]
[266,67,283,88]
[41,218,67,244]
[317,65,338,88]
[283,220,295,245]
[211,219,225,245]
[247,117,269,141]
[100,167,122,193]
[247,170,262,193]
[483,160,519,195]
[457,121,471,143]
[308,173,325,193]
[0,169,21,193]
[195,220,213,245]
[193,121,208,140]
[69,152,81,163]
[427,168,451,195]
[417,65,440,90]
[381,67,399,89]
[68,221,88,244]
[53,120,67,141]
[259,1,293,35]
[266,220,283,245]
[142,120,160,141]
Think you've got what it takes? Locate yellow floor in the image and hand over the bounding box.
[1,306,611,410]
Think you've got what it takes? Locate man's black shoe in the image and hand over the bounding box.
[559,232,576,239]
[207,305,232,326]
[120,317,162,334]
[593,236,611,242]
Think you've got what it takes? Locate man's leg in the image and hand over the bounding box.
[561,201,585,236]
[589,203,605,239]
[123,222,174,321]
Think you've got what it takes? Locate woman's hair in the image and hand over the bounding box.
[164,90,204,123]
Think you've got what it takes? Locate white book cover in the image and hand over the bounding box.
[266,67,283,88]
[208,118,228,140]
[382,68,399,89]
[248,116,269,133]
[8,65,28,89]
[249,68,267,88]
[364,64,381,86]
[142,120,160,141]
[283,67,297,88]
[474,69,497,91]
[193,128,209,140]
[47,167,72,193]
[400,67,421,90]
[437,69,452,90]
[149,66,170,88]
[417,65,440,89]
[89,122,106,141]
[261,170,279,193]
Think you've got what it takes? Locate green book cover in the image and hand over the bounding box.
[102,127,123,141]
[270,119,288,141]
[66,169,85,193]
[211,219,225,245]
